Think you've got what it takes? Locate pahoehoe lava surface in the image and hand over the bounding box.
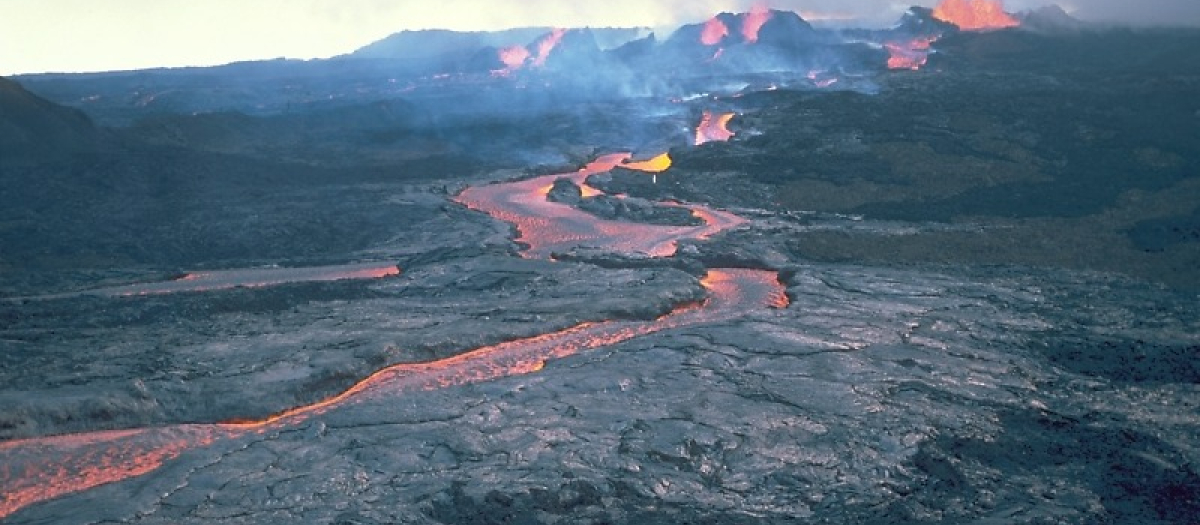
[2,6,1199,524]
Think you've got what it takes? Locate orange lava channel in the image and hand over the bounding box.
[455,152,743,259]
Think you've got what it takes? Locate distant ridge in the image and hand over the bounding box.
[347,27,649,61]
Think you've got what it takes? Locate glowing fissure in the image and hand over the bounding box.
[932,0,1019,31]
[695,111,736,146]
[1,111,782,521]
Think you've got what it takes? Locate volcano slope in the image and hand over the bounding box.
[3,24,1200,525]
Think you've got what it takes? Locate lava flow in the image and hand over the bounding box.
[10,262,401,302]
[886,36,938,70]
[0,268,785,520]
[932,0,1020,31]
[695,111,736,146]
[456,152,743,259]
[3,136,777,521]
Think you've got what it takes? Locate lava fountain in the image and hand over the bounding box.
[742,4,773,43]
[701,16,730,46]
[532,28,567,67]
[932,0,1020,31]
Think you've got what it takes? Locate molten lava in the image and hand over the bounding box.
[0,425,230,521]
[742,4,773,43]
[701,17,730,46]
[886,36,937,70]
[623,152,673,173]
[695,111,736,146]
[455,152,740,259]
[932,0,1019,31]
[532,28,567,67]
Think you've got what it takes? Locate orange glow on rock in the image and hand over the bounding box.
[932,0,1019,31]
[623,153,672,173]
[701,17,729,46]
[695,111,736,146]
[742,4,773,43]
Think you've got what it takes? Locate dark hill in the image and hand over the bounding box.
[0,76,100,160]
[1019,4,1087,33]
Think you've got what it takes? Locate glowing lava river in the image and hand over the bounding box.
[0,151,785,519]
[455,152,746,258]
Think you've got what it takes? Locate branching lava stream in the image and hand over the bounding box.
[455,152,745,258]
[1,150,785,519]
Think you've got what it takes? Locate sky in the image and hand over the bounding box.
[3,0,1200,75]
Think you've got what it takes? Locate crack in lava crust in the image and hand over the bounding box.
[1,154,780,520]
